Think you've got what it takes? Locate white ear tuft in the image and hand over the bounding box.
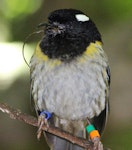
[75,14,89,22]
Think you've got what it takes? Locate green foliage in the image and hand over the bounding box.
[0,0,43,20]
[75,0,132,22]
[103,126,132,150]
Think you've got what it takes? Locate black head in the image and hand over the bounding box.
[40,9,102,61]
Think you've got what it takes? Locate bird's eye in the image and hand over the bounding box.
[75,14,89,22]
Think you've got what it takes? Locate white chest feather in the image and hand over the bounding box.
[31,56,107,120]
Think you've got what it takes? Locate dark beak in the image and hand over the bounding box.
[37,22,65,36]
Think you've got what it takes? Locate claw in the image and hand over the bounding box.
[37,111,52,139]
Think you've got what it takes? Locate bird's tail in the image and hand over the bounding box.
[45,133,84,150]
[44,115,86,150]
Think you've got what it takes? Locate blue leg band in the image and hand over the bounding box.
[40,111,52,120]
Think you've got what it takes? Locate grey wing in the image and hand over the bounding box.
[92,66,110,135]
[30,65,40,115]
[30,76,42,116]
[30,77,35,111]
[30,73,39,118]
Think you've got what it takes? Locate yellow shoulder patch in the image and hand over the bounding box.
[78,41,102,63]
[84,41,102,57]
[34,41,102,65]
[34,42,61,67]
[34,42,48,61]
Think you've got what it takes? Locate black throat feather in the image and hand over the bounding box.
[39,20,102,61]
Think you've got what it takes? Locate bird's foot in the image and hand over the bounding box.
[37,111,52,139]
[92,137,103,150]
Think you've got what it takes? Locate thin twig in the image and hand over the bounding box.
[0,103,100,150]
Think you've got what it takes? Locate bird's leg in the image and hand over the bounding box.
[37,111,52,139]
[92,137,103,150]
[86,118,103,150]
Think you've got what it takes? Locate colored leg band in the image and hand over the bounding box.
[86,124,95,133]
[40,111,52,120]
[89,130,100,140]
[86,124,100,139]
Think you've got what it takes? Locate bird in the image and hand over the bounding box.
[30,8,110,150]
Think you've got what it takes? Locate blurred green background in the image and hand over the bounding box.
[0,0,132,150]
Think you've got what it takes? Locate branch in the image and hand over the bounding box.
[0,103,102,150]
